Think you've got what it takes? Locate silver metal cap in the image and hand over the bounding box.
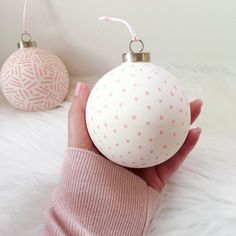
[122,39,151,62]
[122,52,150,62]
[17,41,37,49]
[17,32,37,49]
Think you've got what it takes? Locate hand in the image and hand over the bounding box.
[68,82,202,193]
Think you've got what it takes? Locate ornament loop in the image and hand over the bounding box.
[21,32,32,43]
[129,39,144,53]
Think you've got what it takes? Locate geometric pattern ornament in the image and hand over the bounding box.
[0,47,70,112]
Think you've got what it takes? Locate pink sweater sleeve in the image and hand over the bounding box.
[41,148,160,236]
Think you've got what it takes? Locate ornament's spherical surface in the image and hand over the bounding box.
[86,62,190,168]
[0,47,69,111]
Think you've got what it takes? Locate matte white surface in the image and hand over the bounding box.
[86,62,190,168]
[0,0,235,76]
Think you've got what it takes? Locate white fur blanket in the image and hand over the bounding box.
[0,67,236,236]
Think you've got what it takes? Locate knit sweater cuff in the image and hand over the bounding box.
[42,148,160,236]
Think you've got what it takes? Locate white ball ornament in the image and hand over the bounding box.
[86,17,191,168]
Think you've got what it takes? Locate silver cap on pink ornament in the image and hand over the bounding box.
[17,32,37,49]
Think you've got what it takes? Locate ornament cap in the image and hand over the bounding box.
[17,32,37,49]
[122,52,151,62]
[17,40,37,49]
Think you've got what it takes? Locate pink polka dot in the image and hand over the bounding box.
[122,88,127,92]
[155,71,158,74]
[164,80,167,83]
[90,117,94,121]
[147,76,151,80]
[146,121,150,125]
[119,103,123,107]
[163,145,167,149]
[181,122,184,126]
[133,83,137,87]
[166,153,169,156]
[173,132,176,137]
[142,163,147,166]
[169,105,173,110]
[180,97,183,102]
[97,125,100,129]
[137,132,142,136]
[179,108,183,113]
[114,115,119,119]
[124,124,128,128]
[93,130,96,134]
[131,115,136,120]
[145,91,150,96]
[139,145,142,149]
[132,161,136,164]
[109,93,113,96]
[104,122,107,127]
[147,105,151,110]
[115,143,119,147]
[160,116,164,120]
[140,157,144,160]
[170,91,174,96]
[174,86,177,90]
[160,130,163,135]
[99,139,102,143]
[155,156,159,160]
[150,150,154,154]
[134,97,138,101]
[172,120,176,124]
[113,129,117,133]
[149,138,153,142]
[119,155,123,158]
[128,151,131,155]
[159,99,162,103]
[126,139,130,143]
[108,146,111,150]
[158,88,162,92]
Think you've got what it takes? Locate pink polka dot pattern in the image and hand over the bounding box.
[86,62,190,168]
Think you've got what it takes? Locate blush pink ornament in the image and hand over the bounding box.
[0,0,69,112]
[86,17,191,168]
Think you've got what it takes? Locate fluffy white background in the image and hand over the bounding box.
[0,66,236,235]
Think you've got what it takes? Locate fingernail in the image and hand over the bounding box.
[195,99,203,106]
[75,82,82,96]
[195,127,202,134]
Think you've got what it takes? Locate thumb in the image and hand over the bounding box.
[70,82,90,114]
[68,82,92,149]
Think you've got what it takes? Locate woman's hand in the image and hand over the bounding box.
[68,82,202,193]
